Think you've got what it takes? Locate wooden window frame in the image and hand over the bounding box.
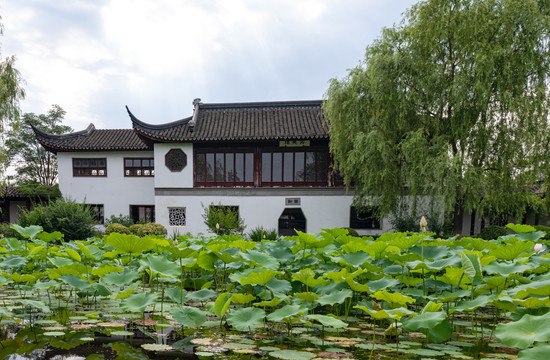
[87,204,104,225]
[124,158,155,177]
[73,158,107,177]
[194,149,255,187]
[260,148,329,187]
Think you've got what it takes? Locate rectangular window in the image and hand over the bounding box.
[87,204,104,224]
[130,205,155,223]
[124,158,154,177]
[261,149,329,186]
[195,150,254,186]
[73,158,107,177]
[350,206,381,230]
[169,208,186,226]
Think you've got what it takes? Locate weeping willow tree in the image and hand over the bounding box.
[324,0,550,232]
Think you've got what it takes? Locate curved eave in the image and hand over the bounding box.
[31,122,95,142]
[126,106,192,131]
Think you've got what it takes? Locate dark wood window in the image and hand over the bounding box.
[195,150,254,187]
[350,206,381,230]
[125,158,154,177]
[73,158,106,177]
[130,205,155,223]
[261,149,328,186]
[87,204,104,224]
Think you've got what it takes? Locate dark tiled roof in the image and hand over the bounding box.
[1,186,23,198]
[129,100,328,143]
[32,123,151,153]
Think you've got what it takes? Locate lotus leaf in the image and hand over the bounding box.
[452,294,495,312]
[266,278,292,293]
[197,252,217,271]
[241,250,279,270]
[35,231,63,243]
[171,306,207,328]
[269,350,315,360]
[10,224,42,240]
[101,271,140,286]
[402,311,452,343]
[489,241,534,261]
[292,268,329,288]
[354,305,413,320]
[186,288,217,302]
[517,343,550,359]
[367,278,400,291]
[227,307,265,331]
[372,290,415,307]
[231,293,256,304]
[316,289,353,306]
[64,248,81,262]
[460,252,483,285]
[339,252,370,267]
[240,269,280,286]
[495,312,550,349]
[105,233,155,255]
[306,314,347,329]
[120,292,158,313]
[91,265,123,277]
[59,275,91,290]
[140,254,179,278]
[166,287,188,304]
[267,304,308,322]
[18,299,50,313]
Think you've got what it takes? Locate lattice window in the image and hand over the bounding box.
[125,158,154,176]
[73,158,106,177]
[169,208,186,226]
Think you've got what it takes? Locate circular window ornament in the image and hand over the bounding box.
[165,149,187,172]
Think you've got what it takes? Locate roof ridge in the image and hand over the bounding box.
[199,100,323,110]
[31,123,96,141]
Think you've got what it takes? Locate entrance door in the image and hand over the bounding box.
[278,208,306,236]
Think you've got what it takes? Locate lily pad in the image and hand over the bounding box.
[269,349,316,360]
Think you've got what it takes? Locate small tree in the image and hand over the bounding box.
[202,203,246,235]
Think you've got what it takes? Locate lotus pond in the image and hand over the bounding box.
[0,223,549,360]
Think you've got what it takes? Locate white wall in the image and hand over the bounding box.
[153,143,193,189]
[57,151,155,220]
[155,192,394,236]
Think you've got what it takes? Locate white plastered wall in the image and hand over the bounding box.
[57,151,155,221]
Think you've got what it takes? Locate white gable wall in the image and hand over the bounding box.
[57,151,155,220]
[153,143,194,188]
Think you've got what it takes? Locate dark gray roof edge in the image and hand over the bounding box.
[199,100,323,110]
[31,122,95,141]
[126,105,192,131]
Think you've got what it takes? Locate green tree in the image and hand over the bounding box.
[324,0,550,232]
[4,105,71,185]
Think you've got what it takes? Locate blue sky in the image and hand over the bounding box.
[1,0,417,130]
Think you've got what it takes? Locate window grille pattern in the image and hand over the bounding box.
[169,208,186,226]
[73,158,106,177]
[125,158,154,176]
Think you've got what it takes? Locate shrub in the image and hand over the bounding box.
[202,203,246,235]
[248,227,278,241]
[105,214,134,227]
[476,225,509,240]
[534,225,550,240]
[0,223,20,239]
[18,198,95,241]
[105,223,130,235]
[342,227,360,237]
[141,223,167,236]
[129,224,144,236]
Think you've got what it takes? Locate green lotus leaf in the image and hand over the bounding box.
[91,264,123,277]
[10,224,42,240]
[354,305,413,320]
[227,307,265,331]
[88,283,112,297]
[517,343,550,359]
[421,301,443,314]
[269,350,315,360]
[495,312,550,349]
[140,254,179,278]
[166,287,188,305]
[484,262,533,277]
[186,288,217,302]
[105,233,155,255]
[372,290,415,308]
[511,279,550,299]
[59,275,91,290]
[49,256,73,268]
[266,278,292,293]
[267,304,308,322]
[437,267,466,287]
[363,241,389,259]
[18,299,50,313]
[367,278,400,291]
[75,241,94,259]
[197,252,217,271]
[340,252,370,267]
[294,292,320,303]
[267,245,295,262]
[231,293,256,304]
[506,223,537,234]
[65,248,81,262]
[29,245,44,256]
[324,268,364,283]
[35,231,63,243]
[345,278,370,292]
[0,256,28,269]
[213,292,232,318]
[460,252,483,285]
[5,273,36,283]
[489,241,533,261]
[316,289,353,306]
[101,270,140,286]
[306,314,347,329]
[452,294,495,312]
[513,297,550,309]
[254,296,287,308]
[241,250,279,270]
[240,269,281,286]
[389,235,420,250]
[402,312,452,343]
[514,231,547,242]
[292,268,329,288]
[170,306,207,328]
[120,292,158,313]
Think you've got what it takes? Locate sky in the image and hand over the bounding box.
[1,0,417,131]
